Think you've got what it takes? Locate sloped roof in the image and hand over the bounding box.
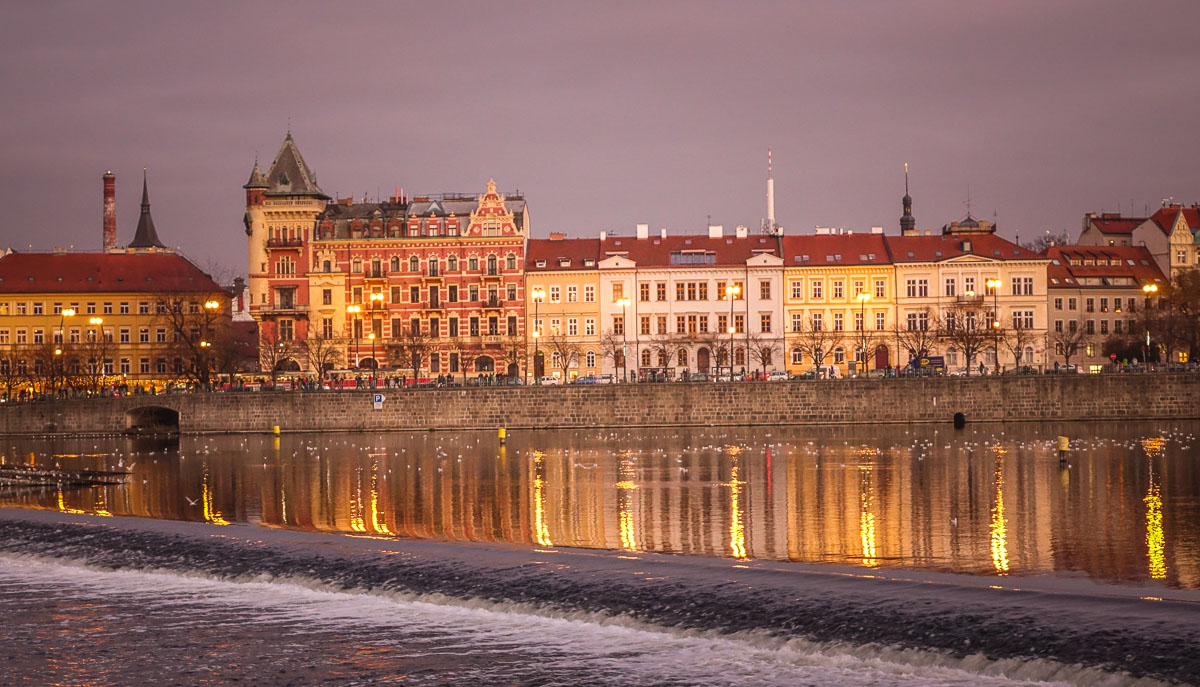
[1150,206,1200,235]
[264,133,327,198]
[128,173,165,249]
[1087,215,1146,236]
[782,234,889,266]
[526,238,602,271]
[1045,245,1165,288]
[597,233,780,267]
[0,252,225,294]
[885,233,1044,262]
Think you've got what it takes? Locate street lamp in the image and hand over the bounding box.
[531,287,545,383]
[347,304,362,368]
[55,308,75,396]
[986,279,1001,374]
[725,283,741,380]
[856,292,871,376]
[87,317,104,394]
[616,297,631,382]
[368,332,376,384]
[1143,283,1159,361]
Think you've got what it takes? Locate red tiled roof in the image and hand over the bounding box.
[1045,245,1165,288]
[0,252,225,294]
[781,234,889,266]
[1150,206,1200,235]
[1087,216,1145,236]
[597,233,780,267]
[525,238,602,271]
[884,233,1044,262]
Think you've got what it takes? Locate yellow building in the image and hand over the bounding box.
[525,235,602,381]
[782,232,895,377]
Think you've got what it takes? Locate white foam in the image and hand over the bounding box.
[0,552,1166,687]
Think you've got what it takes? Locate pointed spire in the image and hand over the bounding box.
[900,162,916,235]
[263,132,327,199]
[244,158,267,189]
[129,168,166,249]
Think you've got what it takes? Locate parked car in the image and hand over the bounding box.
[538,375,562,385]
[766,370,789,381]
[687,372,712,382]
[571,375,597,385]
[596,374,616,384]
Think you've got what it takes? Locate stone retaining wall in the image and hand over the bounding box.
[1,375,1197,436]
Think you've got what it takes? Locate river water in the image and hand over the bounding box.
[1,421,1198,685]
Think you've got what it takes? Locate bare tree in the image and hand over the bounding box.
[645,335,675,373]
[74,330,116,395]
[745,331,782,377]
[543,332,582,379]
[389,327,431,383]
[793,316,839,373]
[0,347,29,400]
[937,302,992,374]
[1050,317,1089,367]
[303,334,344,381]
[894,308,938,371]
[154,291,231,389]
[498,333,525,380]
[258,325,297,386]
[600,330,626,380]
[1020,229,1072,254]
[455,340,480,384]
[1003,323,1038,370]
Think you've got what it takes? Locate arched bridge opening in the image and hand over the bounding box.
[124,406,181,435]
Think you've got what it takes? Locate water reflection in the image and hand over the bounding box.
[2,423,1200,589]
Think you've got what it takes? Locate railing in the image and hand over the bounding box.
[364,268,387,279]
[956,294,984,303]
[265,238,303,248]
[482,298,504,309]
[258,303,309,314]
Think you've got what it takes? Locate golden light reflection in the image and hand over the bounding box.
[858,466,877,567]
[348,468,367,533]
[617,453,638,551]
[728,463,747,559]
[55,488,87,515]
[989,446,1009,574]
[201,467,230,526]
[1142,437,1167,580]
[532,452,553,547]
[369,459,393,536]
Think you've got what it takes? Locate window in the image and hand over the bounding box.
[1085,319,1095,335]
[322,289,333,306]
[791,313,803,332]
[832,281,844,299]
[874,280,885,299]
[120,302,130,315]
[448,255,458,271]
[678,349,688,367]
[854,312,863,331]
[734,314,745,334]
[410,286,421,304]
[1053,297,1063,310]
[33,303,44,315]
[906,311,929,331]
[612,283,624,302]
[506,254,517,270]
[1085,298,1094,313]
[585,318,595,336]
[676,315,686,335]
[448,285,458,303]
[156,328,166,343]
[488,317,499,336]
[449,318,459,337]
[549,285,561,303]
[586,350,596,367]
[119,328,130,344]
[469,285,479,302]
[139,327,149,343]
[613,316,624,335]
[32,329,43,344]
[760,313,772,333]
[811,280,823,299]
[945,278,956,297]
[875,312,886,330]
[905,278,929,298]
[469,317,480,337]
[567,286,578,303]
[640,316,650,336]
[278,319,294,341]
[656,316,666,335]
[760,280,771,300]
[833,347,845,364]
[14,302,25,315]
[676,283,685,301]
[1113,320,1122,334]
[792,347,803,364]
[507,284,517,301]
[321,318,333,339]
[569,318,579,337]
[1054,320,1063,333]
[507,316,517,334]
[791,281,803,299]
[833,313,844,331]
[1100,320,1109,335]
[698,282,708,300]
[687,283,696,300]
[1100,298,1108,313]
[639,283,650,301]
[656,283,667,301]
[1012,276,1034,296]
[584,285,595,302]
[812,313,823,331]
[1068,297,1077,311]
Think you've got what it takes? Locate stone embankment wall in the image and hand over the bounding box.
[1,375,1197,436]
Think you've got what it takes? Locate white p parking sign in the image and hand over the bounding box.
[373,393,384,410]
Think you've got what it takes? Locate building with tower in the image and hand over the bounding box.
[244,133,530,379]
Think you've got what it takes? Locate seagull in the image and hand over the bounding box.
[185,497,199,506]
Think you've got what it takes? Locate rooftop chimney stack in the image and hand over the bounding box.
[103,171,116,253]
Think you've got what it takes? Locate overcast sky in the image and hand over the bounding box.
[2,1,1197,279]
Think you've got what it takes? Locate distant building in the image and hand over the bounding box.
[0,172,228,394]
[1078,203,1200,280]
[244,133,529,378]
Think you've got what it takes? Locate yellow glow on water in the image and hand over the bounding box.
[532,461,553,548]
[989,447,1009,574]
[614,481,639,490]
[56,489,86,515]
[201,470,229,526]
[729,464,747,559]
[1145,482,1166,580]
[859,466,877,567]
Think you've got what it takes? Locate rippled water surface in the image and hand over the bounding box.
[3,421,1198,587]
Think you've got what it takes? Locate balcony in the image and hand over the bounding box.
[423,300,445,312]
[482,269,503,281]
[956,294,984,304]
[481,298,505,310]
[258,303,309,315]
[265,237,303,248]
[363,268,388,280]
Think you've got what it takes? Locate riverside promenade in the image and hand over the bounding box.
[1,374,1197,436]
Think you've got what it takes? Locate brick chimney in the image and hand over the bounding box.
[103,171,117,253]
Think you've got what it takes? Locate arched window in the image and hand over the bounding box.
[791,347,803,364]
[551,351,562,369]
[409,255,419,272]
[428,258,439,277]
[677,349,688,367]
[734,347,745,366]
[760,348,772,367]
[641,349,651,367]
[586,350,596,367]
[657,351,667,368]
[487,254,498,276]
[323,260,331,273]
[469,256,479,271]
[390,256,400,273]
[506,254,517,271]
[833,347,845,364]
[448,255,458,271]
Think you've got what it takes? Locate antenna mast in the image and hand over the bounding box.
[762,148,781,236]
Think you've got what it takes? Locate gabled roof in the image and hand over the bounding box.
[1150,206,1200,235]
[244,161,267,189]
[526,238,602,272]
[1086,214,1146,236]
[1045,245,1165,288]
[885,233,1044,263]
[0,252,225,294]
[128,172,165,249]
[597,233,780,268]
[782,234,889,266]
[264,133,327,199]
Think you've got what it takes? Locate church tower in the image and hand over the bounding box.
[900,163,916,236]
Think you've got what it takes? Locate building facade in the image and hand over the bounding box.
[524,235,602,381]
[245,134,529,379]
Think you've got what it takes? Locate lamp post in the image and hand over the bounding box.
[531,287,545,383]
[367,332,376,385]
[55,308,75,396]
[986,279,1001,374]
[203,299,220,389]
[88,316,103,395]
[856,292,871,377]
[616,297,631,382]
[725,283,740,380]
[347,304,362,369]
[1142,283,1158,363]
